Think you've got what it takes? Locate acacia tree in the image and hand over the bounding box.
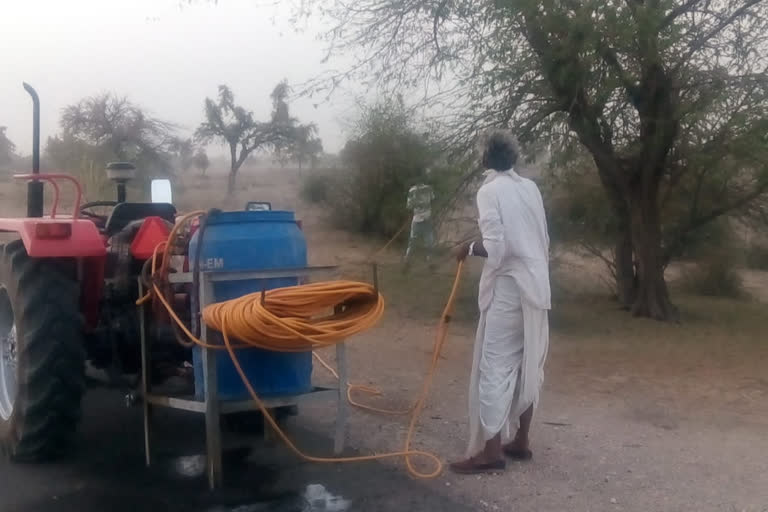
[270,83,323,172]
[51,93,176,176]
[46,93,175,200]
[297,0,768,320]
[287,124,324,172]
[196,83,303,194]
[0,127,16,168]
[169,137,196,172]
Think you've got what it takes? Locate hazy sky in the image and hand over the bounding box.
[1,0,356,157]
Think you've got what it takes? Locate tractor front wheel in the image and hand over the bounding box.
[0,240,85,461]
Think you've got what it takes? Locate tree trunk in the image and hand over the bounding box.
[594,159,674,319]
[614,225,637,308]
[228,143,239,196]
[227,169,238,195]
[628,187,678,321]
[593,162,637,308]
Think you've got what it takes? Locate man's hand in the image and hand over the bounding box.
[454,242,472,262]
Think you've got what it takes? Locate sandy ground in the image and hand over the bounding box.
[304,291,768,512]
[1,167,767,511]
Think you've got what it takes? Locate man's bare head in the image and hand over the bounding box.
[481,130,519,172]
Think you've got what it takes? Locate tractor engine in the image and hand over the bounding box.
[83,163,191,385]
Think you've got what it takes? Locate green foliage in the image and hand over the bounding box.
[544,150,758,268]
[297,0,768,319]
[326,99,455,237]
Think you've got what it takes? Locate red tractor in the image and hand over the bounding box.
[0,84,188,461]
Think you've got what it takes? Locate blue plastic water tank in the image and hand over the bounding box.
[189,210,311,400]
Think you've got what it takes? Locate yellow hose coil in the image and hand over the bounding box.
[202,281,385,351]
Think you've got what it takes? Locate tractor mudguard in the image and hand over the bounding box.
[0,218,106,258]
[0,218,107,329]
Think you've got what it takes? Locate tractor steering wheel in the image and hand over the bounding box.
[80,200,118,227]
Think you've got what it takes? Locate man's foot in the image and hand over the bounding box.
[502,440,533,461]
[449,455,506,475]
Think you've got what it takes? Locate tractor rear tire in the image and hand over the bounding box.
[0,240,85,461]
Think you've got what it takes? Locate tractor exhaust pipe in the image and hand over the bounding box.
[23,82,44,218]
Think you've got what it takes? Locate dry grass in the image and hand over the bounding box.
[371,250,768,428]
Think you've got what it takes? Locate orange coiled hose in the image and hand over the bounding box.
[201,281,385,351]
[215,262,464,479]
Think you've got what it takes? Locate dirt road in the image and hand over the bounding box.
[302,301,768,512]
[0,389,474,512]
[2,377,765,512]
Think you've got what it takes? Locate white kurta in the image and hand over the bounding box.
[466,169,551,457]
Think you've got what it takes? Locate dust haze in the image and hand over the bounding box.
[1,0,349,156]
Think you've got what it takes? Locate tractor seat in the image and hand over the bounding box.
[104,202,177,237]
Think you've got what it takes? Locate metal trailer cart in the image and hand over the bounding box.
[137,266,349,490]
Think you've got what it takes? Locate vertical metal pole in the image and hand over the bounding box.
[333,341,348,454]
[334,302,348,455]
[260,285,276,444]
[200,274,223,490]
[117,182,127,203]
[22,82,43,218]
[139,279,152,467]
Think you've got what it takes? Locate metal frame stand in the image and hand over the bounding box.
[138,267,348,490]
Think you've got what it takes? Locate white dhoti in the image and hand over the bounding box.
[466,276,549,457]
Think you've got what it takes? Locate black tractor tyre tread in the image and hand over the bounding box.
[0,240,85,462]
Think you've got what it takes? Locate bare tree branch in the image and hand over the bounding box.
[660,0,707,29]
[675,0,765,72]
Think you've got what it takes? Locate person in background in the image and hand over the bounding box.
[404,172,435,264]
[450,130,551,474]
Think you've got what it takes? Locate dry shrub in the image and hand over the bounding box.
[681,251,746,299]
[301,172,330,204]
[745,243,768,271]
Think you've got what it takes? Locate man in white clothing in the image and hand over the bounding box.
[451,131,551,474]
[404,177,435,263]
